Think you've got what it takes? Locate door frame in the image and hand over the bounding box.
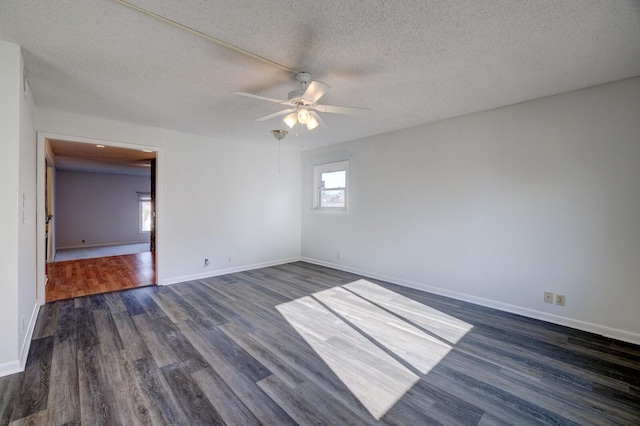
[36,132,163,305]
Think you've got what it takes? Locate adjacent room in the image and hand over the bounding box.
[1,1,639,424]
[45,140,157,301]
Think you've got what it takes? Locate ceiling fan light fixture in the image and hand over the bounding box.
[306,115,319,131]
[283,112,297,128]
[298,108,310,125]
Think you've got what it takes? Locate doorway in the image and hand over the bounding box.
[37,134,161,303]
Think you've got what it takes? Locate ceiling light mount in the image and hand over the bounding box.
[271,129,288,141]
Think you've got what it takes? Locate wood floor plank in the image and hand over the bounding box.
[76,307,99,350]
[77,344,119,425]
[93,309,124,355]
[31,303,59,340]
[103,292,129,313]
[111,311,152,361]
[88,294,109,311]
[54,300,77,343]
[160,362,225,425]
[258,373,375,426]
[153,317,209,374]
[5,262,640,425]
[130,357,189,425]
[179,319,271,383]
[149,286,200,322]
[189,283,257,331]
[219,321,305,388]
[458,329,638,399]
[435,351,588,425]
[46,337,80,425]
[131,313,180,368]
[177,284,229,325]
[248,325,386,421]
[177,320,296,425]
[191,367,261,426]
[0,371,22,424]
[103,350,155,426]
[130,287,167,319]
[224,271,293,305]
[10,337,54,422]
[120,290,147,316]
[8,408,50,426]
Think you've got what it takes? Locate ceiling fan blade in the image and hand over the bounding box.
[255,108,296,121]
[233,91,287,104]
[302,81,330,103]
[315,104,372,117]
[310,111,328,128]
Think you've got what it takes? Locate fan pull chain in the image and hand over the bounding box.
[298,122,304,149]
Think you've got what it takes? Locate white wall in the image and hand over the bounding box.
[0,41,38,374]
[55,171,150,248]
[0,41,21,371]
[302,77,640,343]
[17,48,37,367]
[36,109,301,285]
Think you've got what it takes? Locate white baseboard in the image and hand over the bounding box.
[0,302,40,378]
[300,257,640,346]
[0,360,22,377]
[160,257,302,286]
[19,302,40,370]
[58,241,148,250]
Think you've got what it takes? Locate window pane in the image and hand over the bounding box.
[320,189,345,208]
[321,171,345,189]
[141,200,152,232]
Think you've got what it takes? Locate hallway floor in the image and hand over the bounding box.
[46,251,155,302]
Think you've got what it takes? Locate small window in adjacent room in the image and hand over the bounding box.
[139,192,152,233]
[313,160,348,211]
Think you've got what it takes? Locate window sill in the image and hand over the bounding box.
[312,208,349,214]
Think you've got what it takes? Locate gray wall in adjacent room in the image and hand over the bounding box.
[55,170,150,248]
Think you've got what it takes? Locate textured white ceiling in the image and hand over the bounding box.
[1,0,639,149]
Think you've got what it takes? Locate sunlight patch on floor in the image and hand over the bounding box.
[276,279,473,420]
[345,279,474,344]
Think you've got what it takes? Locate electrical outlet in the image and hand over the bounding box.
[555,294,566,306]
[336,251,341,260]
[204,258,209,267]
[544,292,553,304]
[227,256,232,262]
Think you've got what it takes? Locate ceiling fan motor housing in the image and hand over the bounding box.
[289,72,313,104]
[296,72,312,84]
[288,90,306,103]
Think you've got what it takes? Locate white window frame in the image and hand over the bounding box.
[138,192,152,233]
[313,160,349,213]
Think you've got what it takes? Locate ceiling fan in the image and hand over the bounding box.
[233,72,372,131]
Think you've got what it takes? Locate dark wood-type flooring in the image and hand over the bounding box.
[46,252,155,302]
[3,262,639,425]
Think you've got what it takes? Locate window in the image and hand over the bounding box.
[313,161,348,211]
[139,192,152,233]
